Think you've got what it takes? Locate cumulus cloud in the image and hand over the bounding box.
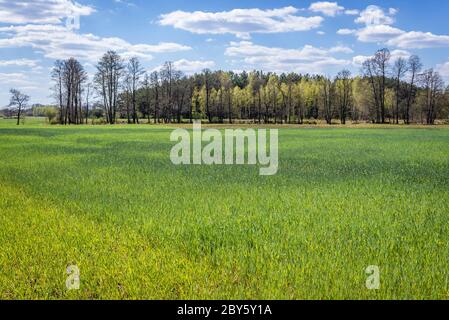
[337,28,356,35]
[0,0,95,25]
[159,7,323,39]
[0,0,191,69]
[351,55,372,66]
[390,49,412,61]
[309,2,344,17]
[344,9,359,16]
[172,59,215,74]
[355,5,397,26]
[339,5,449,49]
[352,49,411,66]
[0,72,30,85]
[151,59,216,74]
[0,24,191,62]
[355,24,404,42]
[225,41,351,74]
[387,31,449,49]
[0,59,40,68]
[329,45,354,54]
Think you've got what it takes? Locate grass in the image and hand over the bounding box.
[0,118,449,300]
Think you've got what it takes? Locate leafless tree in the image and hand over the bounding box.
[420,69,444,125]
[127,57,145,124]
[85,82,92,124]
[9,89,30,125]
[141,73,152,123]
[405,55,422,124]
[95,51,124,124]
[51,60,64,124]
[393,58,408,124]
[150,71,160,123]
[160,62,182,123]
[51,58,86,125]
[362,49,390,123]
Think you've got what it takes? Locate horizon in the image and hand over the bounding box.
[1,0,449,106]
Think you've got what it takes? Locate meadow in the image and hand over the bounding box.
[0,118,449,300]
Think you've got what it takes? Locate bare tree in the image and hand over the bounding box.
[160,62,183,123]
[51,60,64,124]
[150,71,160,124]
[405,55,422,124]
[85,82,92,124]
[173,76,190,123]
[9,89,30,125]
[363,49,390,123]
[127,57,145,124]
[141,73,152,123]
[393,58,408,124]
[420,69,444,125]
[373,49,391,123]
[58,58,87,124]
[122,72,133,123]
[95,51,124,124]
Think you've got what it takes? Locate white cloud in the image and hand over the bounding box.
[387,31,449,49]
[309,2,344,17]
[355,24,404,42]
[389,8,399,16]
[0,24,191,62]
[225,41,350,74]
[159,7,323,39]
[352,55,372,66]
[436,60,449,82]
[345,9,359,16]
[355,5,396,26]
[0,71,50,107]
[308,2,358,17]
[390,49,412,61]
[329,45,354,54]
[151,59,215,74]
[352,49,411,66]
[0,59,39,68]
[339,5,449,49]
[0,0,95,24]
[344,25,449,49]
[337,28,356,35]
[173,59,215,74]
[309,1,345,17]
[0,72,30,85]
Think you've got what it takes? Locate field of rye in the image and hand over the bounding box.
[0,118,449,299]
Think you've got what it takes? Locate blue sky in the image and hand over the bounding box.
[1,0,449,106]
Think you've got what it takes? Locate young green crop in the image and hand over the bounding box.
[1,118,449,299]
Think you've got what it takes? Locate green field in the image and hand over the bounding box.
[1,118,449,300]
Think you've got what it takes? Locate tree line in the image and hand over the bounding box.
[5,48,448,125]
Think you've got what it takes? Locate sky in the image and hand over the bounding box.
[1,0,449,107]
